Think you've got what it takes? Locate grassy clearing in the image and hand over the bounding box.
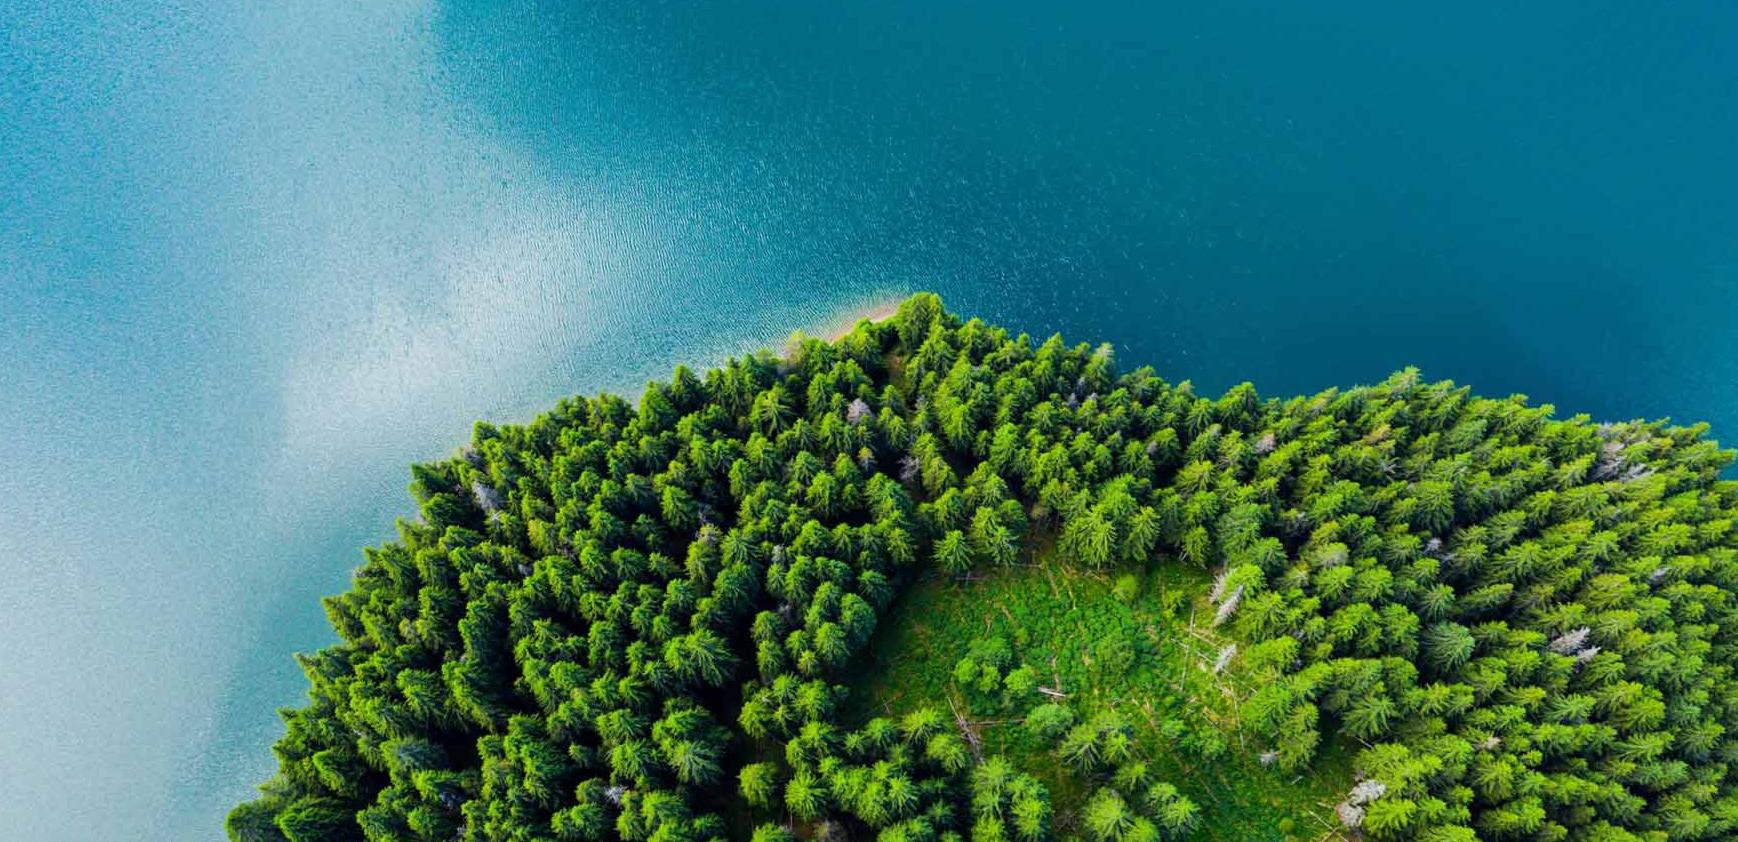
[849,545,1354,841]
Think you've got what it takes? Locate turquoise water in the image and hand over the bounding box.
[2,1,1735,839]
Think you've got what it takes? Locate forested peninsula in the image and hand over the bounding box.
[233,294,1738,842]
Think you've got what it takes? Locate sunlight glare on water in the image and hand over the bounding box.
[1,1,1734,839]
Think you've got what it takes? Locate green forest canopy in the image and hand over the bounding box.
[233,294,1738,842]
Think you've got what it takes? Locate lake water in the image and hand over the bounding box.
[3,1,1735,839]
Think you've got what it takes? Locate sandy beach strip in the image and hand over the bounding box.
[822,296,906,341]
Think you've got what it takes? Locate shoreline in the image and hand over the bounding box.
[822,296,906,341]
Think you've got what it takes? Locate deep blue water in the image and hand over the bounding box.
[2,2,1735,839]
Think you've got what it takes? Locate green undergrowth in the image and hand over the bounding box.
[850,542,1354,841]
